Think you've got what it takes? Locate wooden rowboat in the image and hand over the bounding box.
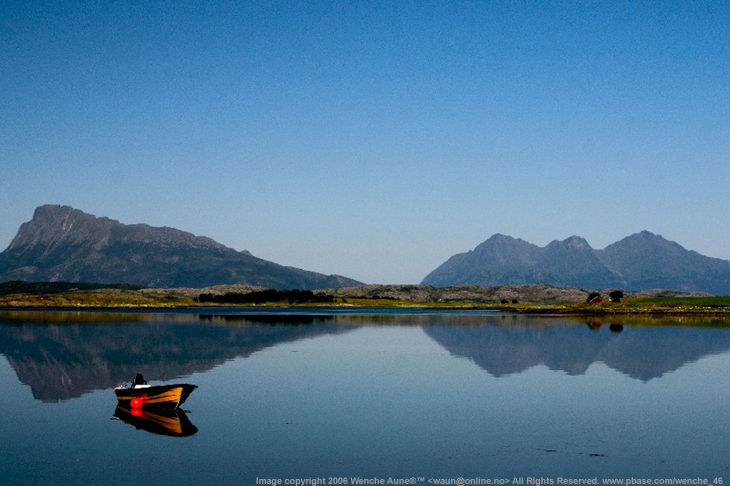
[114,374,197,409]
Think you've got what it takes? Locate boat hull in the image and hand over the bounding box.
[114,384,197,409]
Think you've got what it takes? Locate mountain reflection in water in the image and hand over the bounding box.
[424,316,730,381]
[1,311,729,403]
[0,311,355,402]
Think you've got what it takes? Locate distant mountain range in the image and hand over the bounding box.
[422,232,730,294]
[0,205,361,289]
[3,205,730,293]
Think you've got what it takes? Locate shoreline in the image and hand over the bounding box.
[2,302,730,317]
[1,283,730,317]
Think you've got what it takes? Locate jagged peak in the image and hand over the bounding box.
[486,233,516,241]
[604,230,684,251]
[9,205,101,251]
[562,235,592,250]
[472,234,537,254]
[481,233,594,250]
[479,233,530,245]
[630,230,662,240]
[8,204,229,253]
[29,204,116,226]
[33,204,89,217]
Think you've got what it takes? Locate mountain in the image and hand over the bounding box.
[598,231,730,293]
[422,231,730,294]
[0,205,361,289]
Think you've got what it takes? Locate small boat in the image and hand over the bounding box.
[114,405,198,437]
[114,374,197,410]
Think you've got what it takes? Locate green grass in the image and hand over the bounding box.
[627,296,730,307]
[548,295,730,315]
[2,286,730,316]
[0,289,196,308]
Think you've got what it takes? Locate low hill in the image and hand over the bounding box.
[327,283,593,304]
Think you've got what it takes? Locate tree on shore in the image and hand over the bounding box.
[609,290,624,302]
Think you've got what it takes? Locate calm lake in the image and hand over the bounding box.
[1,309,728,485]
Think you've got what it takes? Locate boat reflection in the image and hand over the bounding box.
[113,405,198,437]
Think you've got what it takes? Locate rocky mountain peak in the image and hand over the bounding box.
[7,204,110,252]
[423,231,730,294]
[475,233,535,253]
[7,204,229,255]
[0,205,361,289]
[562,235,591,250]
[603,231,683,255]
[623,230,663,243]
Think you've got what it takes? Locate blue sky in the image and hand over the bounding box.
[1,1,729,284]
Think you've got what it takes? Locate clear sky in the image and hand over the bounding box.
[1,1,728,284]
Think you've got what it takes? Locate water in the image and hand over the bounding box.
[0,309,728,484]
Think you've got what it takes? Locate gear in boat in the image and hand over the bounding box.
[114,373,197,410]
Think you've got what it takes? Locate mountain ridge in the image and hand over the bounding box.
[0,205,360,289]
[423,232,730,294]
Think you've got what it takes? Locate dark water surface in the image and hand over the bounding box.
[1,309,728,484]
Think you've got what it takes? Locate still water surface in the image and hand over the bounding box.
[0,309,728,484]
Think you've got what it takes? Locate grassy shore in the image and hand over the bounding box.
[2,286,730,316]
[0,289,196,308]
